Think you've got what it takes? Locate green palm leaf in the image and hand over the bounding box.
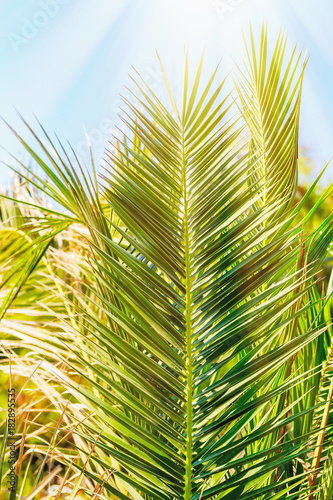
[1,28,333,500]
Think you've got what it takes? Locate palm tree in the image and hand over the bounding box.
[1,26,333,499]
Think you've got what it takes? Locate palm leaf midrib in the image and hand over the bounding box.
[181,121,195,499]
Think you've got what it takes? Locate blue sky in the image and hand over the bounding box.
[0,0,333,185]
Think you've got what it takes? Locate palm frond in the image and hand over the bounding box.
[1,27,333,500]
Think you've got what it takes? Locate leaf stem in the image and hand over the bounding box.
[182,130,193,499]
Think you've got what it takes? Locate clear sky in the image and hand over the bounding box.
[1,0,333,185]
